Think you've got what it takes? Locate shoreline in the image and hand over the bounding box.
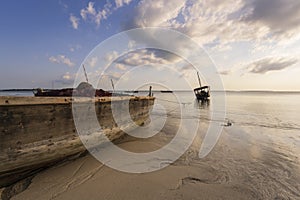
[8,121,300,200]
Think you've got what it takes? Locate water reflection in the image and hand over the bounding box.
[194,99,210,109]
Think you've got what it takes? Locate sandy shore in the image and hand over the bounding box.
[10,120,300,200]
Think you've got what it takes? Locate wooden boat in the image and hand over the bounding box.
[33,82,112,97]
[0,85,155,187]
[194,72,210,100]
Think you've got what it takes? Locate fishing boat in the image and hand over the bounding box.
[0,83,155,187]
[33,82,112,97]
[194,72,210,101]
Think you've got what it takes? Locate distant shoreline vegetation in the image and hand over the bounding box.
[0,89,33,92]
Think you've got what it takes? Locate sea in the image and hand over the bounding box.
[141,90,300,199]
[1,89,300,137]
[2,90,300,199]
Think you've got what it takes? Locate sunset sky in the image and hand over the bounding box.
[0,0,299,91]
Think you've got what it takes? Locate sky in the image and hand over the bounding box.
[0,0,299,91]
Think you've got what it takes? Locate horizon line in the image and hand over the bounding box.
[1,88,300,93]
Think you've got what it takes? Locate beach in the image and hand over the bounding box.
[5,91,300,199]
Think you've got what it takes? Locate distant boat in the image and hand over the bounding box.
[194,72,210,101]
[160,90,173,93]
[33,82,112,97]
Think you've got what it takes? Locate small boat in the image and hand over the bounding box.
[194,72,210,100]
[33,82,112,97]
[160,90,173,93]
[0,83,155,187]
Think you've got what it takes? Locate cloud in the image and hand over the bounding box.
[115,0,132,9]
[115,63,127,71]
[62,72,72,80]
[80,2,96,20]
[173,0,267,45]
[177,63,196,78]
[124,0,185,29]
[87,56,98,68]
[100,72,122,81]
[246,57,298,74]
[53,72,75,87]
[77,1,134,28]
[80,2,111,26]
[105,51,119,63]
[69,44,81,52]
[69,14,79,29]
[123,0,242,44]
[116,49,176,67]
[123,0,300,50]
[49,56,59,63]
[49,55,75,67]
[218,70,231,75]
[239,0,300,38]
[210,43,233,52]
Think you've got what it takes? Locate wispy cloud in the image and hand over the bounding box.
[69,14,79,29]
[116,49,174,67]
[115,63,127,71]
[80,2,111,26]
[49,55,75,67]
[69,44,81,52]
[246,57,298,74]
[115,0,132,9]
[73,1,134,29]
[59,0,68,10]
[80,2,96,20]
[53,72,75,87]
[218,70,231,75]
[105,51,119,63]
[87,56,98,68]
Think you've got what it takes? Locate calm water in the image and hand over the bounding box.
[0,91,33,96]
[148,91,300,130]
[147,91,300,199]
[2,90,300,130]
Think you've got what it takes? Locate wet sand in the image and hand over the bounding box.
[11,120,300,200]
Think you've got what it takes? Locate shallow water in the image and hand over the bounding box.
[128,91,300,199]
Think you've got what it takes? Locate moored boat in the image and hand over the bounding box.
[194,72,210,101]
[33,82,112,97]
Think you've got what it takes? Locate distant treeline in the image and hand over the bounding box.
[0,89,33,92]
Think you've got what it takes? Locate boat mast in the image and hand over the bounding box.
[197,71,202,87]
[110,79,115,92]
[82,64,89,83]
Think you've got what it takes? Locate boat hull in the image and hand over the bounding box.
[194,86,210,101]
[0,96,155,187]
